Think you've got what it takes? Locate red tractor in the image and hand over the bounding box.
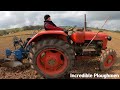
[26,15,117,79]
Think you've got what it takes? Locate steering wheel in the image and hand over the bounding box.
[63,25,77,34]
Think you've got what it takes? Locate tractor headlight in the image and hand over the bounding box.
[107,36,112,41]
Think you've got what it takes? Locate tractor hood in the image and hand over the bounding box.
[84,31,111,49]
[85,31,109,40]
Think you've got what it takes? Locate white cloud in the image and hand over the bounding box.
[0,11,120,31]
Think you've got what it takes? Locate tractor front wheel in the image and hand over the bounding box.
[99,49,117,70]
[31,39,75,79]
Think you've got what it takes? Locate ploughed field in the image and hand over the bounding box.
[0,30,119,79]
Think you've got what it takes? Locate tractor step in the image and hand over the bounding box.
[76,56,97,61]
[83,48,96,52]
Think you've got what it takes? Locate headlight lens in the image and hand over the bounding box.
[107,36,112,41]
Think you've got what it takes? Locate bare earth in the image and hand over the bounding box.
[0,30,120,79]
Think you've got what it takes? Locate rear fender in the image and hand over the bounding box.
[26,30,68,46]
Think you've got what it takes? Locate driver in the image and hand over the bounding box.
[44,15,63,31]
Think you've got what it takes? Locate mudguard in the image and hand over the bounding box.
[26,30,68,46]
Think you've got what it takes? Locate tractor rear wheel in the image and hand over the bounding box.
[99,49,117,70]
[30,38,75,79]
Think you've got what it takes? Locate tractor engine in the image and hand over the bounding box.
[73,40,103,56]
[70,31,111,56]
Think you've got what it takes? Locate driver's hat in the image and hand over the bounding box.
[44,14,50,21]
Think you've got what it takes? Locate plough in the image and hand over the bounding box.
[0,34,34,68]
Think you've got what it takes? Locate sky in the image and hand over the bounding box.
[0,11,120,31]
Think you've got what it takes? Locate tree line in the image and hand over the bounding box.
[0,25,44,36]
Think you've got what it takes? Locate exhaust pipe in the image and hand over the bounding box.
[84,14,87,32]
